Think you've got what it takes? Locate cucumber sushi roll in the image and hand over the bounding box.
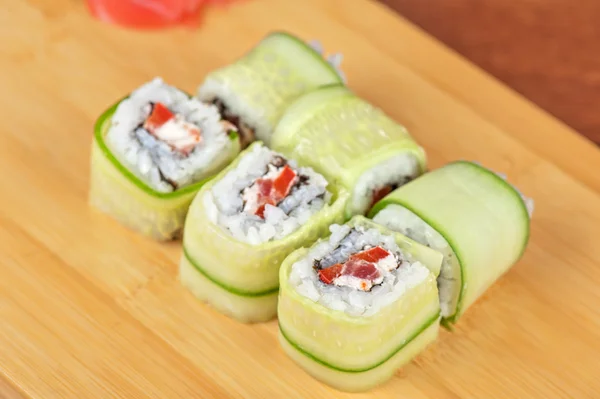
[369,161,533,325]
[197,31,345,147]
[278,216,442,392]
[271,85,426,217]
[89,77,240,240]
[179,142,350,322]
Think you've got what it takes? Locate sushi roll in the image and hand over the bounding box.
[369,161,533,325]
[197,31,345,147]
[179,142,351,322]
[89,77,240,240]
[277,216,442,392]
[271,84,426,217]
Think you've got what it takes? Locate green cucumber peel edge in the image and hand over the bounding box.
[93,96,239,200]
[278,311,439,373]
[183,246,280,297]
[368,160,531,325]
[266,31,345,84]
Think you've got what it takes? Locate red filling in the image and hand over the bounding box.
[350,246,390,263]
[253,165,297,218]
[142,102,202,155]
[343,259,381,280]
[317,264,343,285]
[87,0,207,29]
[370,185,393,209]
[318,246,391,286]
[143,102,175,134]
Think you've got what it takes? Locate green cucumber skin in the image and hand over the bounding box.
[183,246,278,297]
[198,31,344,144]
[278,318,438,392]
[278,311,439,373]
[261,31,343,83]
[270,84,353,147]
[370,161,530,324]
[277,216,441,373]
[270,87,426,216]
[179,252,279,323]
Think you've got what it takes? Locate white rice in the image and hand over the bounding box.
[373,205,459,318]
[106,77,231,193]
[351,154,420,214]
[204,144,331,245]
[289,223,430,317]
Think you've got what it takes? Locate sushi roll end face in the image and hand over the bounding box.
[206,142,335,245]
[180,142,351,322]
[89,77,240,240]
[370,160,532,324]
[277,217,441,391]
[196,31,345,147]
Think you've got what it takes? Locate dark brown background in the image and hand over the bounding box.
[380,0,600,145]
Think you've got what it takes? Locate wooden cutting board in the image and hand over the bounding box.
[1,1,599,398]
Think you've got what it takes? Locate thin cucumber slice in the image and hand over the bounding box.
[179,252,278,323]
[197,31,344,145]
[271,86,426,217]
[271,84,353,145]
[278,313,439,392]
[369,161,531,324]
[89,100,240,240]
[180,142,351,322]
[371,204,461,319]
[256,32,343,85]
[277,216,441,391]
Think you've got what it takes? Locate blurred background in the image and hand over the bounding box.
[381,0,600,145]
[85,0,600,145]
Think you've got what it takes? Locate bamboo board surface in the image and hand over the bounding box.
[1,0,599,398]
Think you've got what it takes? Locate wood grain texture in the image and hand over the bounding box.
[1,0,600,398]
[380,0,600,144]
[0,377,26,399]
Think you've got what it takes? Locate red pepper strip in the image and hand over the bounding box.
[255,199,276,219]
[143,102,175,134]
[371,185,393,208]
[273,165,297,200]
[253,179,274,218]
[255,204,267,219]
[318,264,343,285]
[350,246,390,263]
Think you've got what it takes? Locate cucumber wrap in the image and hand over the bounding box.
[270,85,427,217]
[369,161,532,324]
[277,216,441,392]
[197,31,344,146]
[180,143,351,323]
[89,101,240,240]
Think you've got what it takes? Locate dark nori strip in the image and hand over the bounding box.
[271,155,287,168]
[212,98,255,147]
[157,169,177,190]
